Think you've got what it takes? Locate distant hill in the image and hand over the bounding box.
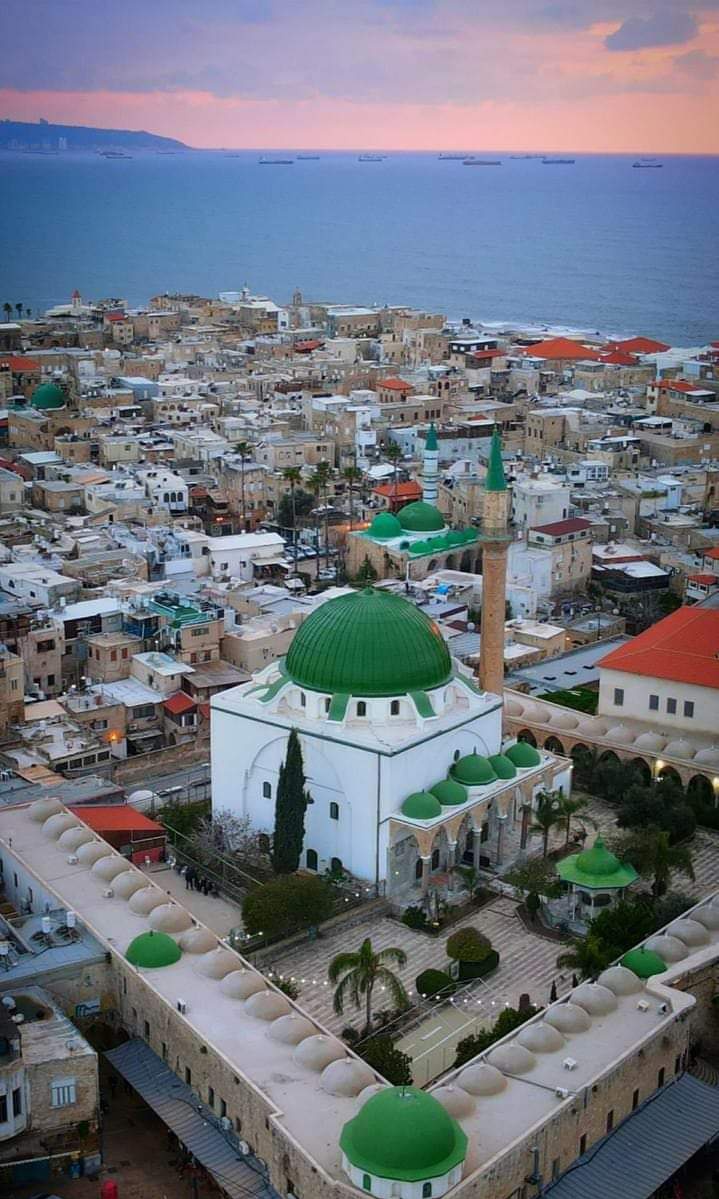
[0,119,189,151]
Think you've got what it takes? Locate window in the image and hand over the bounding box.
[684,701,695,718]
[47,674,55,686]
[667,698,677,715]
[552,1159,560,1181]
[162,1042,167,1062]
[306,849,318,871]
[208,1086,215,1109]
[330,802,339,821]
[185,1067,192,1087]
[262,781,272,799]
[51,1078,77,1107]
[422,1186,433,1198]
[613,688,624,706]
[649,694,659,711]
[675,1055,682,1075]
[390,700,400,716]
[362,1176,372,1192]
[12,1087,22,1117]
[331,857,343,873]
[632,1088,639,1110]
[324,697,331,713]
[220,1098,227,1118]
[657,1067,665,1088]
[356,701,366,717]
[579,1134,587,1156]
[606,1109,614,1133]
[300,692,306,708]
[143,1020,150,1040]
[0,1095,6,1123]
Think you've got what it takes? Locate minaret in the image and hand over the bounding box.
[423,423,439,505]
[478,427,510,696]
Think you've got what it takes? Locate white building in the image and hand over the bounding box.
[511,473,571,530]
[206,532,286,582]
[137,467,189,514]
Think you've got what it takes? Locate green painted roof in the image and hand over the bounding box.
[429,777,468,806]
[489,753,518,780]
[451,751,497,787]
[557,837,638,890]
[621,947,667,979]
[505,741,541,768]
[425,423,438,452]
[398,501,445,533]
[368,510,403,540]
[31,381,66,410]
[285,587,452,697]
[485,427,507,492]
[340,1086,467,1183]
[126,930,181,969]
[402,791,442,820]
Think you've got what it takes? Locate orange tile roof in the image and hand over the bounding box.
[374,481,422,499]
[688,574,719,585]
[517,336,602,362]
[657,379,712,395]
[608,336,670,354]
[704,548,719,561]
[69,805,165,833]
[599,351,638,366]
[381,377,413,390]
[164,691,197,715]
[0,355,40,372]
[598,607,719,689]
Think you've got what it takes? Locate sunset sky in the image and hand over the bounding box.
[1,0,718,152]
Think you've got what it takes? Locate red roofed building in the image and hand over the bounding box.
[599,351,639,367]
[294,339,324,353]
[163,690,198,740]
[598,607,719,737]
[378,377,414,404]
[69,804,166,863]
[607,336,670,355]
[372,479,422,512]
[516,336,602,363]
[0,354,41,400]
[527,517,593,593]
[686,573,719,604]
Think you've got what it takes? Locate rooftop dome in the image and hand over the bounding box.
[620,947,667,979]
[486,1043,536,1075]
[488,753,517,780]
[597,965,642,996]
[397,501,445,533]
[544,1003,591,1034]
[694,747,719,767]
[31,381,66,410]
[451,751,497,787]
[634,732,667,752]
[605,725,635,745]
[285,587,452,697]
[663,738,694,760]
[457,1063,506,1095]
[368,511,403,540]
[340,1086,467,1184]
[429,777,468,807]
[557,837,638,890]
[666,918,710,947]
[644,933,688,962]
[505,741,541,769]
[570,982,617,1016]
[126,930,181,969]
[402,791,442,820]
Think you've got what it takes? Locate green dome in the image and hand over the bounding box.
[340,1086,467,1183]
[31,382,66,410]
[126,930,181,969]
[409,540,431,556]
[285,587,452,697]
[489,753,517,780]
[505,741,541,768]
[402,791,442,820]
[621,947,667,979]
[398,501,445,533]
[451,751,497,787]
[558,837,638,890]
[429,777,468,806]
[369,511,403,540]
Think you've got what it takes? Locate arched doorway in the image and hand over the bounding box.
[628,757,652,786]
[598,750,621,768]
[656,764,683,789]
[517,728,537,747]
[544,735,565,756]
[688,774,715,808]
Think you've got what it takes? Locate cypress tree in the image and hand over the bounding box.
[272,728,310,873]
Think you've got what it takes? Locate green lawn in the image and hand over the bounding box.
[536,687,598,715]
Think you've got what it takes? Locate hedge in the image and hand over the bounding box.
[415,969,455,999]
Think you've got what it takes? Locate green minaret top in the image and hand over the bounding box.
[485,427,507,492]
[426,422,438,452]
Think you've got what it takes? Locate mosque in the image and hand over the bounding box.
[210,431,571,898]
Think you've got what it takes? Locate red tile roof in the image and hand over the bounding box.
[0,356,40,372]
[374,481,422,499]
[163,691,197,715]
[69,805,164,833]
[294,339,324,352]
[703,548,719,561]
[472,349,505,361]
[599,351,638,366]
[599,607,719,689]
[517,336,602,362]
[608,336,670,354]
[380,377,413,391]
[656,379,711,395]
[688,574,719,586]
[531,517,592,537]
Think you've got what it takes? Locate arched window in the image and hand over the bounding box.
[453,748,460,761]
[362,1175,372,1192]
[262,781,272,799]
[422,1184,433,1198]
[306,848,318,871]
[390,700,400,716]
[356,701,366,717]
[300,692,306,707]
[324,697,331,713]
[331,856,343,873]
[431,848,440,869]
[329,801,339,821]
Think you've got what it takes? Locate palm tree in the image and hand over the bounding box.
[643,829,695,897]
[2,303,12,323]
[451,862,481,897]
[342,464,362,531]
[556,933,610,980]
[557,793,597,848]
[329,937,408,1035]
[234,441,252,530]
[384,442,403,510]
[310,460,332,569]
[15,303,23,320]
[530,790,563,857]
[282,466,302,575]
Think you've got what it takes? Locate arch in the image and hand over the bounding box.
[598,749,621,768]
[460,550,472,572]
[306,848,318,871]
[628,757,652,786]
[445,554,456,570]
[688,774,715,807]
[517,728,537,747]
[657,763,682,788]
[544,735,565,756]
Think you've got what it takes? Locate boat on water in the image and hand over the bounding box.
[510,154,538,159]
[259,157,294,164]
[438,154,466,160]
[542,157,575,164]
[633,161,663,168]
[358,154,385,162]
[297,155,320,160]
[98,150,132,159]
[463,158,502,166]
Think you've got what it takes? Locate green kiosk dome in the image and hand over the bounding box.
[621,946,667,979]
[429,777,468,807]
[368,511,403,540]
[340,1087,467,1194]
[398,501,445,533]
[505,741,542,768]
[126,930,182,969]
[402,791,442,820]
[451,751,497,787]
[285,587,452,697]
[558,837,638,891]
[31,381,66,410]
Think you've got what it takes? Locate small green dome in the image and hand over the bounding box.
[451,751,497,787]
[340,1086,467,1184]
[621,947,667,979]
[398,501,445,533]
[505,741,541,768]
[429,777,468,806]
[447,530,465,546]
[369,511,403,540]
[402,791,442,820]
[489,753,517,780]
[575,838,622,879]
[557,837,638,890]
[126,930,181,969]
[285,587,452,697]
[410,540,431,556]
[31,381,66,410]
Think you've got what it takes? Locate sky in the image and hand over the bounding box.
[1,0,718,152]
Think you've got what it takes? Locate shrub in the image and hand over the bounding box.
[242,874,334,941]
[454,1004,538,1067]
[358,1036,412,1086]
[446,926,492,963]
[273,976,301,1000]
[401,905,428,931]
[415,969,455,999]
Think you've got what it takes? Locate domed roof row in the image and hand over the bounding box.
[400,743,541,820]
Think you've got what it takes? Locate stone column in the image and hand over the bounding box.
[420,855,431,896]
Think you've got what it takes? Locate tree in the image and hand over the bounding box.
[384,442,402,508]
[15,303,23,320]
[355,555,378,584]
[271,729,310,873]
[415,968,455,999]
[282,466,303,576]
[615,828,695,897]
[617,782,695,845]
[278,486,314,531]
[505,856,561,903]
[451,863,482,897]
[342,464,362,531]
[234,440,253,530]
[454,1005,538,1068]
[591,757,630,802]
[242,874,333,940]
[188,808,268,869]
[329,938,408,1035]
[2,303,12,323]
[446,927,492,963]
[556,793,596,848]
[529,790,563,857]
[556,933,612,979]
[357,1036,412,1086]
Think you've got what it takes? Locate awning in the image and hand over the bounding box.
[106,1039,277,1199]
[546,1073,719,1199]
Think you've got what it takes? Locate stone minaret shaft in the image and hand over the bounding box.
[478,428,510,697]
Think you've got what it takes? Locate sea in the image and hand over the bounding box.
[1,150,718,345]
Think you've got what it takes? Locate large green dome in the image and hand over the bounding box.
[285,588,452,697]
[126,930,181,969]
[451,751,497,787]
[340,1087,467,1183]
[398,501,445,533]
[368,511,402,540]
[31,382,66,410]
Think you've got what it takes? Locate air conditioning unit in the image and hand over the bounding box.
[176,999,187,1014]
[555,1086,569,1099]
[239,1140,251,1156]
[562,1057,577,1071]
[102,888,114,899]
[67,854,79,865]
[637,999,650,1012]
[221,1116,231,1131]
